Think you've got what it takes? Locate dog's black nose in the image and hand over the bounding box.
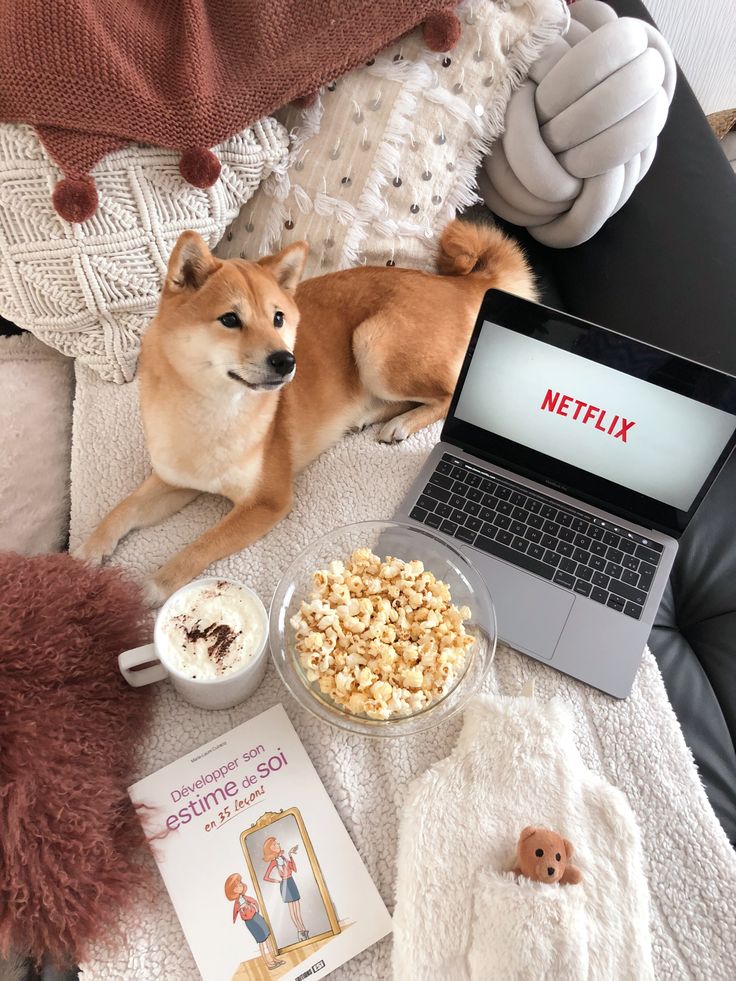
[547,867,555,876]
[267,350,295,376]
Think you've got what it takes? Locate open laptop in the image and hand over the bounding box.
[394,290,736,697]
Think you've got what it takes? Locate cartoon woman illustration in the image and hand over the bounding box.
[224,872,284,972]
[262,836,309,941]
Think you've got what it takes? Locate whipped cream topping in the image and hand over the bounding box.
[160,580,265,679]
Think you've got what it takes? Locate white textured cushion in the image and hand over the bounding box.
[480,0,676,247]
[216,0,567,275]
[0,121,289,382]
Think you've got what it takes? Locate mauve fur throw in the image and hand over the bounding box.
[0,553,151,968]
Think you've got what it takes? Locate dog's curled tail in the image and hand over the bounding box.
[437,219,537,301]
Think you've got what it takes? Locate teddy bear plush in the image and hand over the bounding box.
[512,826,582,885]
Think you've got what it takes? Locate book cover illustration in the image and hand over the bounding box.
[130,704,392,980]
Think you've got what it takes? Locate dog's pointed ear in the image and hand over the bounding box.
[563,838,574,858]
[520,826,537,842]
[259,241,309,293]
[167,231,219,291]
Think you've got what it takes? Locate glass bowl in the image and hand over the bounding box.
[269,520,496,737]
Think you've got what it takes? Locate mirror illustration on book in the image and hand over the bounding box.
[240,808,341,957]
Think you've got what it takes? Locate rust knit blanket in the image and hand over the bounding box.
[0,0,462,220]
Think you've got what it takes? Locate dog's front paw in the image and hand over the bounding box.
[141,576,171,610]
[72,538,106,566]
[378,416,411,444]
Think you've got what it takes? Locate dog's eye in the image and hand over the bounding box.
[274,310,284,328]
[535,848,544,857]
[219,312,241,329]
[555,853,561,861]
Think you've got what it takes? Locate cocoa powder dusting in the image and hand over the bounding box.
[184,620,240,670]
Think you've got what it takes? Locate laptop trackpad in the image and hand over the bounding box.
[461,546,573,660]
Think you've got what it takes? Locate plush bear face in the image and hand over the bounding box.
[517,827,572,884]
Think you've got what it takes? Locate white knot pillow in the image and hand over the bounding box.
[480,0,676,247]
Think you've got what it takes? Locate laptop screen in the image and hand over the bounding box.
[443,292,736,535]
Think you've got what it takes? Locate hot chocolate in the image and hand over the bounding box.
[160,580,266,679]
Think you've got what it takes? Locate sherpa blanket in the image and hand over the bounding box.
[70,365,736,980]
[0,0,461,219]
[393,694,654,979]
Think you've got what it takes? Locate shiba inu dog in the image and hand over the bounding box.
[76,220,536,604]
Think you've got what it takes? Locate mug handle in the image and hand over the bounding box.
[119,644,168,687]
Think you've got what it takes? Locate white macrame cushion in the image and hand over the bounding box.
[0,121,289,382]
[480,0,676,247]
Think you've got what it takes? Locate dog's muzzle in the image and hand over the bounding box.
[227,364,296,390]
[267,350,296,377]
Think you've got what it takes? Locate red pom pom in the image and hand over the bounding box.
[179,146,221,188]
[52,176,98,223]
[293,90,319,109]
[423,10,462,52]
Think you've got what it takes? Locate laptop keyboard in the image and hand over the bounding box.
[410,454,663,621]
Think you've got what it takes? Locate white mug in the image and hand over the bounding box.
[119,577,269,710]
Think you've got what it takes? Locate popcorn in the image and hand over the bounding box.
[291,549,475,720]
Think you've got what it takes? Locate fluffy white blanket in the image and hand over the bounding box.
[70,365,736,980]
[393,694,654,980]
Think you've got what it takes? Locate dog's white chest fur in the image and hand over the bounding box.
[153,444,262,500]
[146,390,270,501]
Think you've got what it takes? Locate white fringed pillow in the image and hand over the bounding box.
[216,0,566,276]
[0,121,289,383]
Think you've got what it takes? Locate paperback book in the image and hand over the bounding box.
[130,704,392,980]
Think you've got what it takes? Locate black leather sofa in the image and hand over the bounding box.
[488,0,736,846]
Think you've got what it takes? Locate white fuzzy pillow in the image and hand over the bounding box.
[0,121,289,383]
[216,0,566,276]
[0,333,74,554]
